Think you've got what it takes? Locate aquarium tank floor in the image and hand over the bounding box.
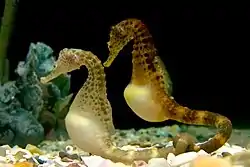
[1,125,250,166]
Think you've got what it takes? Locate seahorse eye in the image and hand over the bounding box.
[71,54,80,63]
[53,64,57,68]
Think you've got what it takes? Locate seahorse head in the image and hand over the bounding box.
[40,48,84,84]
[103,22,134,67]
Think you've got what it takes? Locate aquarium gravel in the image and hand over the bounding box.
[1,125,250,167]
[0,141,248,167]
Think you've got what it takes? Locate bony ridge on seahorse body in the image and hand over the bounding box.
[103,18,232,153]
[40,48,184,164]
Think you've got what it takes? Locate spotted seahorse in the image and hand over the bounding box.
[103,18,232,153]
[40,48,188,164]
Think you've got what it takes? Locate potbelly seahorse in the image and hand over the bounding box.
[40,48,185,164]
[103,18,232,153]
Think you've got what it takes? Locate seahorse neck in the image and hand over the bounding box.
[130,27,157,85]
[70,57,107,111]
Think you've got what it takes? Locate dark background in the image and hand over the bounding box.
[1,1,249,129]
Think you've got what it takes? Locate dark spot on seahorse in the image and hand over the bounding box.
[135,54,140,58]
[182,109,198,123]
[133,45,139,50]
[122,21,129,27]
[138,62,143,66]
[168,108,177,117]
[103,110,109,116]
[99,81,105,88]
[134,23,140,29]
[148,63,156,72]
[137,26,145,33]
[202,112,218,125]
[218,120,232,138]
[143,53,150,58]
[141,36,152,44]
[103,118,110,122]
[145,55,154,65]
[156,76,160,80]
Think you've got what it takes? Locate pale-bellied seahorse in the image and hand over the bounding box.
[40,48,185,164]
[103,18,232,153]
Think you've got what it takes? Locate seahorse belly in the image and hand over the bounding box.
[124,84,168,122]
[65,109,109,155]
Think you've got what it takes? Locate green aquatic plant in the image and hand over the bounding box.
[0,0,18,84]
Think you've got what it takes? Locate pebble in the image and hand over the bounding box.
[169,151,199,167]
[132,160,148,167]
[0,145,9,157]
[13,162,34,167]
[148,158,169,167]
[67,163,81,167]
[25,144,44,155]
[190,156,232,167]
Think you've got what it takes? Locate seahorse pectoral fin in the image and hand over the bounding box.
[154,56,173,95]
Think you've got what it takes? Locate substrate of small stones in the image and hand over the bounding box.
[0,141,249,167]
[1,125,250,167]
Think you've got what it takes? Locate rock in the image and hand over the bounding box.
[0,156,7,163]
[13,161,34,167]
[65,145,74,154]
[221,152,232,157]
[0,145,11,156]
[0,163,14,167]
[148,158,170,167]
[166,153,175,165]
[59,151,80,160]
[67,163,81,167]
[81,155,110,167]
[25,144,44,155]
[226,151,250,166]
[197,150,210,156]
[170,152,198,167]
[54,156,75,166]
[213,143,246,155]
[190,156,232,167]
[34,156,46,164]
[132,160,147,167]
[59,151,69,158]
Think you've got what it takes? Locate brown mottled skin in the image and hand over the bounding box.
[40,48,188,164]
[103,18,232,153]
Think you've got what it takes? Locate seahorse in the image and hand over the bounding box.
[103,18,232,153]
[40,48,186,164]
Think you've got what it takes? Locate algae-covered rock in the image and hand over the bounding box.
[16,42,73,137]
[9,108,44,146]
[0,82,44,147]
[0,42,73,146]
